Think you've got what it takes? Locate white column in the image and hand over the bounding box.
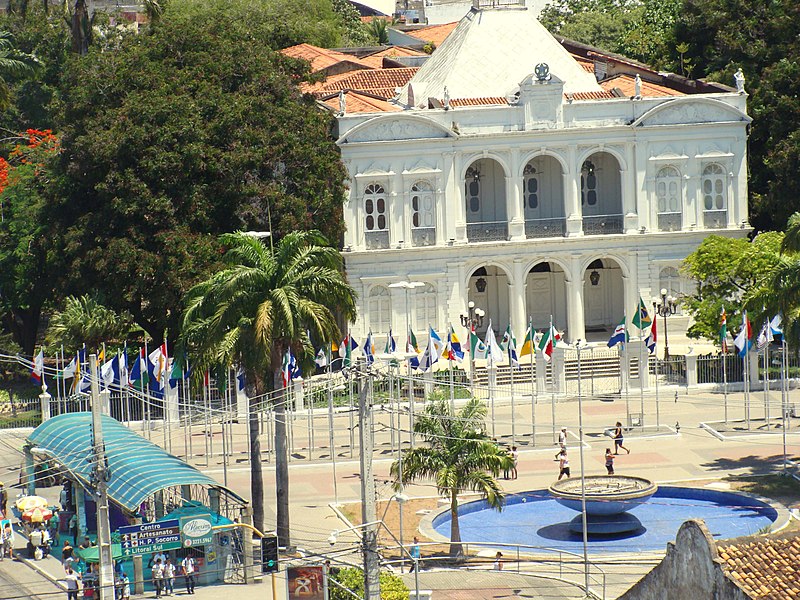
[511,259,527,340]
[453,153,468,243]
[685,351,698,390]
[565,255,585,343]
[389,171,404,247]
[445,262,464,330]
[564,145,582,236]
[507,175,525,240]
[552,347,566,394]
[735,143,749,227]
[623,142,638,233]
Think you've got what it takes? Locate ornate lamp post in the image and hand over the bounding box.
[653,289,677,359]
[460,301,485,393]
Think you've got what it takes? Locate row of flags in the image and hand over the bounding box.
[727,310,783,358]
[30,343,247,397]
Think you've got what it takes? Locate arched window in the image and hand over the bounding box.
[580,160,598,207]
[658,266,684,313]
[656,166,682,232]
[702,164,727,229]
[368,286,392,334]
[523,164,539,210]
[411,181,435,247]
[415,283,437,332]
[465,167,481,213]
[364,183,387,231]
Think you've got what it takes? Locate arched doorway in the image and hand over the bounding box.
[581,152,622,235]
[523,155,566,238]
[525,262,567,332]
[468,266,510,337]
[583,259,624,334]
[465,158,507,242]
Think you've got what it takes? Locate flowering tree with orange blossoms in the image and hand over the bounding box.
[0,128,60,354]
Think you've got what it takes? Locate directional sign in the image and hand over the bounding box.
[119,520,182,557]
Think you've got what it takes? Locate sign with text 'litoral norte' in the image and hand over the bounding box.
[120,520,182,556]
[180,514,214,547]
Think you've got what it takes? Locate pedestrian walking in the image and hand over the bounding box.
[0,482,7,517]
[152,558,165,598]
[2,522,11,559]
[493,551,503,570]
[164,558,176,595]
[613,422,630,454]
[558,449,570,480]
[555,427,568,459]
[408,536,421,572]
[181,554,197,595]
[64,566,81,600]
[119,572,131,600]
[605,448,615,475]
[510,446,519,480]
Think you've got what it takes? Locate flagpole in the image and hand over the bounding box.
[529,318,536,447]
[722,345,729,424]
[763,319,770,429]
[744,340,750,431]
[164,339,173,455]
[143,340,151,437]
[550,316,556,443]
[448,327,455,413]
[654,345,660,429]
[327,345,339,505]
[639,332,645,430]
[782,337,788,474]
[623,312,630,425]
[509,328,516,447]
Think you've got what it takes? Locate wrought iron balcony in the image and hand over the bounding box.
[364,230,389,249]
[657,213,682,232]
[525,217,566,239]
[703,210,727,230]
[582,214,624,236]
[466,221,509,242]
[411,227,436,247]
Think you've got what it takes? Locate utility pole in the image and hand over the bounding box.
[357,370,381,600]
[89,354,115,600]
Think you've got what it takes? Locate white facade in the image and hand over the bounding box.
[336,6,751,347]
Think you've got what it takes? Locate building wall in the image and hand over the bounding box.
[337,90,750,345]
[620,520,750,600]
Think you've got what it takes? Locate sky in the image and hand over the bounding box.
[354,0,395,16]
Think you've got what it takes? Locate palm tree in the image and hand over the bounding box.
[181,230,356,546]
[762,212,800,341]
[45,294,137,353]
[390,397,513,558]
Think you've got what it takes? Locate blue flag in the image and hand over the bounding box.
[607,318,628,348]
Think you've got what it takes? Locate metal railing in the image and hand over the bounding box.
[582,214,624,235]
[365,229,390,249]
[0,396,42,429]
[466,220,508,242]
[703,209,727,229]
[411,227,436,247]
[524,217,566,238]
[657,212,682,232]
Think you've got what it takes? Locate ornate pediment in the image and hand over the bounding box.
[339,115,457,145]
[634,98,751,128]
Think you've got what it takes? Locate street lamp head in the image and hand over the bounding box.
[468,301,475,309]
[475,308,485,317]
[394,492,409,504]
[327,532,338,546]
[660,288,668,297]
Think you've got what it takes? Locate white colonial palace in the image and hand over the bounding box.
[334,2,750,346]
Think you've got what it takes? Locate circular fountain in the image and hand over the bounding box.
[548,475,658,534]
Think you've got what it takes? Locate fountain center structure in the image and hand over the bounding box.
[548,475,658,535]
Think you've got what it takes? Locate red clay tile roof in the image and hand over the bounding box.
[568,90,617,100]
[404,22,458,47]
[450,97,508,107]
[281,43,371,73]
[320,90,401,114]
[360,46,428,68]
[302,67,418,99]
[600,74,684,97]
[719,536,800,599]
[572,55,595,73]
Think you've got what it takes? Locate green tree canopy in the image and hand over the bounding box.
[329,568,408,600]
[48,0,348,342]
[681,233,783,342]
[391,397,512,558]
[45,294,137,354]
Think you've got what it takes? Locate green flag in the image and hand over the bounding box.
[631,297,652,330]
[470,330,487,358]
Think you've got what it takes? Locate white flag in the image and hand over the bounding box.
[484,321,504,364]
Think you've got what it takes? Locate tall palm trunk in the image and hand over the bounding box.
[248,394,264,534]
[274,367,290,548]
[449,491,462,559]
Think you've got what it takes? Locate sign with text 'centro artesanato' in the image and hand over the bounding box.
[120,520,182,556]
[180,514,214,547]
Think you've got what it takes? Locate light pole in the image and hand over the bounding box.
[460,301,485,394]
[389,280,424,447]
[653,289,677,360]
[574,340,590,598]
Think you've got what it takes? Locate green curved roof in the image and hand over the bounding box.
[27,413,245,512]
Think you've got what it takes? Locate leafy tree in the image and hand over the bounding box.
[758,213,800,344]
[681,233,783,342]
[390,397,512,558]
[49,0,349,342]
[0,129,60,355]
[0,30,39,110]
[45,295,137,353]
[181,230,356,545]
[366,17,391,45]
[329,567,408,600]
[331,0,371,47]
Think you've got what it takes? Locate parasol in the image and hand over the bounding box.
[21,506,53,523]
[15,496,49,512]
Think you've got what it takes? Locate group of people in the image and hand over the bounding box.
[556,422,631,481]
[150,551,198,597]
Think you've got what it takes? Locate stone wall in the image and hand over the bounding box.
[619,520,749,600]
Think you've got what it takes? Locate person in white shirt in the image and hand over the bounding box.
[164,558,176,595]
[151,558,165,598]
[181,555,196,595]
[64,566,81,600]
